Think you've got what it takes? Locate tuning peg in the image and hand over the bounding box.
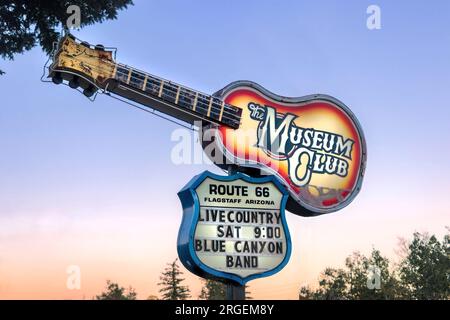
[69,76,79,89]
[95,44,105,51]
[52,72,63,85]
[83,85,97,98]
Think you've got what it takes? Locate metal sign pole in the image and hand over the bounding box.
[226,283,245,300]
[226,165,246,301]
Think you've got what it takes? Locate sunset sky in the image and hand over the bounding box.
[0,0,449,299]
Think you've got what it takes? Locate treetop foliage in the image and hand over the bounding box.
[158,259,191,300]
[0,0,133,74]
[95,280,137,300]
[299,231,449,300]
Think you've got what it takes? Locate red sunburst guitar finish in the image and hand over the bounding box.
[207,81,366,216]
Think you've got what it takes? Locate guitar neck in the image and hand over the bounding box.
[49,35,241,129]
[108,63,242,129]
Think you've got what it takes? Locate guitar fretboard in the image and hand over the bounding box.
[113,64,242,129]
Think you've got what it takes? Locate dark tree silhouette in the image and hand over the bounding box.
[198,279,253,300]
[399,232,450,299]
[198,279,227,300]
[198,280,252,300]
[299,230,449,300]
[158,259,191,300]
[0,0,133,74]
[95,280,137,300]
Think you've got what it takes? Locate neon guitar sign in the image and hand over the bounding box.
[47,34,366,216]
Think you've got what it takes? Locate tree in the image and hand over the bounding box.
[299,230,449,300]
[345,250,402,300]
[315,267,348,300]
[95,280,137,300]
[299,249,402,300]
[298,286,314,300]
[158,259,191,300]
[198,280,252,300]
[0,0,133,74]
[198,279,227,300]
[398,232,450,300]
[299,268,348,300]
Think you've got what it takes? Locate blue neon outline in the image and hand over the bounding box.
[177,170,292,285]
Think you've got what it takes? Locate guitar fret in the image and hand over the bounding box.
[158,80,165,97]
[113,64,241,128]
[219,100,225,122]
[210,97,222,121]
[175,86,181,104]
[127,68,132,84]
[207,96,213,117]
[193,92,198,111]
[142,75,148,91]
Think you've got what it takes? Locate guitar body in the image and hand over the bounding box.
[205,81,366,216]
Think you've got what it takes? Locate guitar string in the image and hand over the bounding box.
[112,64,241,121]
[59,56,241,125]
[120,73,241,126]
[116,67,229,110]
[53,37,243,124]
[65,47,242,121]
[119,73,241,125]
[109,83,237,130]
[79,49,236,110]
[48,62,224,132]
[62,49,241,120]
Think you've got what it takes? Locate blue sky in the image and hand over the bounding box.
[0,0,449,299]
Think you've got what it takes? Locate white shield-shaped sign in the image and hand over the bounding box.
[177,171,291,285]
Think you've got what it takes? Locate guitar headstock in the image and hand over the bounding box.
[49,34,116,97]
